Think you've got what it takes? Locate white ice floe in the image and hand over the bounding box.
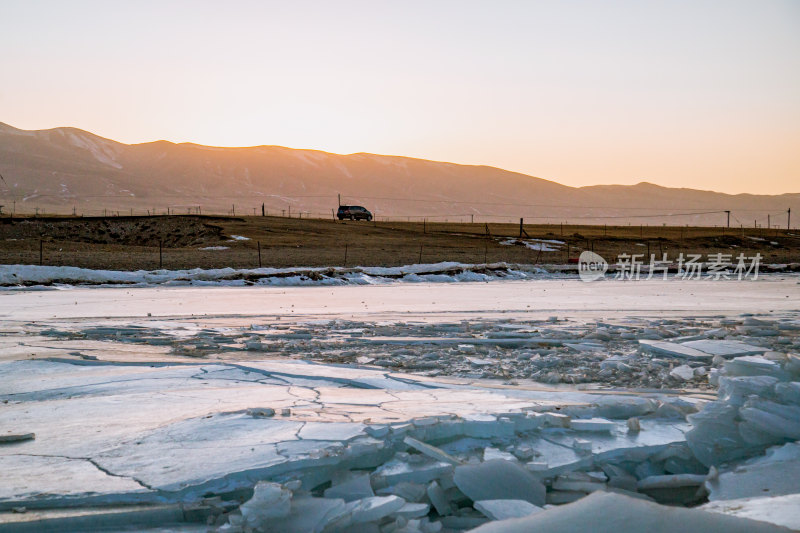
[681,340,768,358]
[453,460,546,506]
[706,443,800,501]
[469,492,789,533]
[0,262,548,288]
[701,493,800,530]
[570,418,615,432]
[669,365,695,381]
[639,340,714,362]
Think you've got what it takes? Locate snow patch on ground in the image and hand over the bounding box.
[499,239,564,252]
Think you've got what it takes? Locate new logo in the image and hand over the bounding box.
[578,251,608,282]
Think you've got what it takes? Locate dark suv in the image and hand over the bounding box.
[337,205,373,221]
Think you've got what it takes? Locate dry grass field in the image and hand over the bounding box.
[0,214,798,270]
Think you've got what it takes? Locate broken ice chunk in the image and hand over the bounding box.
[468,491,789,533]
[372,458,453,488]
[570,418,615,432]
[239,481,292,529]
[636,474,706,491]
[552,471,607,492]
[403,437,462,466]
[572,438,592,453]
[669,365,695,381]
[453,459,546,506]
[426,480,453,516]
[483,447,518,462]
[601,464,638,492]
[526,462,549,472]
[246,407,275,418]
[376,482,427,503]
[466,356,494,367]
[462,414,515,438]
[348,495,406,523]
[564,342,605,353]
[724,356,790,380]
[701,493,800,531]
[542,412,571,428]
[0,432,35,443]
[324,473,375,501]
[707,442,800,501]
[393,502,430,519]
[739,397,800,442]
[775,382,800,405]
[474,499,543,520]
[267,496,347,533]
[686,402,755,467]
[681,340,768,358]
[638,340,712,362]
[718,376,779,407]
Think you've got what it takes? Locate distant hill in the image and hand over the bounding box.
[1,122,797,227]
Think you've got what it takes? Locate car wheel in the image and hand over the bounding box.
[367,216,372,221]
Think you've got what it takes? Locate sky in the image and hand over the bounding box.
[1,0,798,194]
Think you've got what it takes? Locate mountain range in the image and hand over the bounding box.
[0,122,796,227]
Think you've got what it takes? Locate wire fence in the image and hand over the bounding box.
[1,202,796,230]
[1,213,797,272]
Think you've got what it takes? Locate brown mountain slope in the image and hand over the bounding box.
[0,122,797,226]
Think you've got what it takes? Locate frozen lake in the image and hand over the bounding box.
[1,276,799,532]
[2,276,798,322]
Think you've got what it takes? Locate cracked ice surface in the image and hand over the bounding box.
[0,277,799,531]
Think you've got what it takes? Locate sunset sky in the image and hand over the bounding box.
[2,0,798,194]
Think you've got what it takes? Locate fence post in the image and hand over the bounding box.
[258,241,262,268]
[418,244,423,264]
[159,241,163,269]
